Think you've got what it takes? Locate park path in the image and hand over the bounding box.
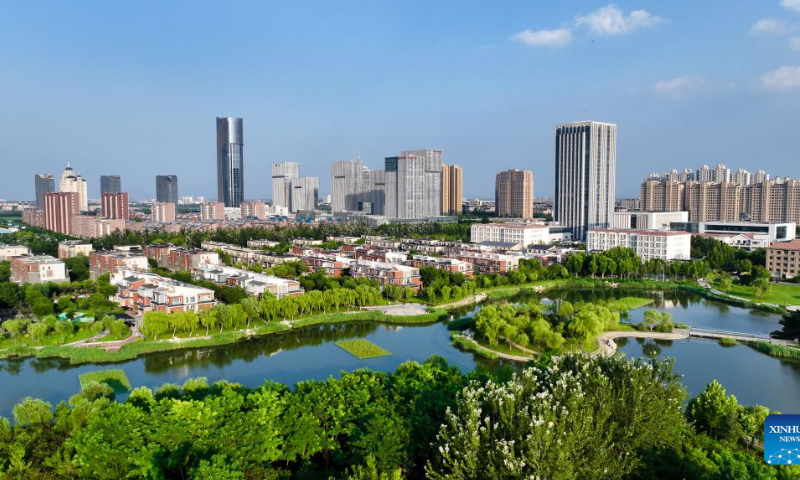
[438,293,488,310]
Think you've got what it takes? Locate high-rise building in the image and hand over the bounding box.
[495,169,534,218]
[100,175,122,194]
[200,201,225,221]
[383,149,443,219]
[290,177,319,212]
[696,165,713,182]
[365,169,386,215]
[43,192,79,235]
[34,174,55,209]
[101,192,129,220]
[241,200,267,219]
[554,121,616,240]
[216,117,244,207]
[59,163,88,212]
[272,162,299,209]
[331,159,370,213]
[442,164,463,216]
[733,168,751,186]
[754,169,771,184]
[156,175,178,207]
[714,164,731,183]
[152,202,176,223]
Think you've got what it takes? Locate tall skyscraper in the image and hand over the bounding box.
[442,164,463,216]
[272,162,299,209]
[34,174,55,209]
[290,177,319,212]
[383,149,443,219]
[101,192,129,220]
[495,169,534,218]
[156,175,179,207]
[100,175,122,194]
[59,164,88,212]
[216,117,244,207]
[331,159,370,213]
[554,121,617,240]
[43,192,79,235]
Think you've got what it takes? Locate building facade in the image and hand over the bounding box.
[611,211,689,230]
[89,248,149,280]
[34,174,55,209]
[200,201,225,221]
[240,200,267,219]
[554,121,617,240]
[495,169,534,218]
[442,163,463,216]
[586,229,691,261]
[101,192,129,219]
[331,159,370,213]
[57,241,93,259]
[194,264,303,298]
[156,175,179,207]
[152,202,176,223]
[10,255,67,284]
[470,223,550,246]
[350,260,422,292]
[216,117,244,207]
[100,175,122,194]
[767,239,800,280]
[290,177,319,212]
[144,244,220,271]
[272,162,299,209]
[0,244,32,261]
[383,149,443,219]
[111,269,216,314]
[59,164,88,212]
[43,192,79,235]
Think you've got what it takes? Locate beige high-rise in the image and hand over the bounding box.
[495,169,534,218]
[442,164,463,216]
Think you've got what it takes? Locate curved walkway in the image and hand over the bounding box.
[455,335,533,362]
[595,329,690,357]
[438,293,488,310]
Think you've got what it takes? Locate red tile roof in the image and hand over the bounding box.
[769,238,800,251]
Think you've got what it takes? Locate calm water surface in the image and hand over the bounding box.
[1,289,798,418]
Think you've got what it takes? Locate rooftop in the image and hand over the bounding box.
[769,239,800,251]
[589,229,691,237]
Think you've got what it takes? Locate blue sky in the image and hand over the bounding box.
[1,0,799,202]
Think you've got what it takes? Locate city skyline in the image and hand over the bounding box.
[3,1,799,201]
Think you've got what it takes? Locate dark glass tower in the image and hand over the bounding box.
[34,174,55,209]
[156,175,179,207]
[100,175,121,194]
[216,117,244,207]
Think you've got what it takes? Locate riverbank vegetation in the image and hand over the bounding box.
[78,369,131,393]
[0,354,789,479]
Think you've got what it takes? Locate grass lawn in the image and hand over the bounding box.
[0,327,99,349]
[79,369,132,393]
[726,283,800,306]
[606,297,655,311]
[335,339,391,359]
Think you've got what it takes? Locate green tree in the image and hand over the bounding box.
[687,380,742,442]
[12,397,53,426]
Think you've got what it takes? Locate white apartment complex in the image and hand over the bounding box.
[0,244,32,261]
[111,269,216,314]
[470,223,550,247]
[10,255,68,284]
[193,263,303,298]
[586,229,691,261]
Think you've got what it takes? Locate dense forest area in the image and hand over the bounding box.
[0,355,788,479]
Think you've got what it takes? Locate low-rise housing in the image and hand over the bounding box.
[0,244,32,261]
[670,221,795,244]
[450,251,520,274]
[193,264,303,298]
[144,244,220,271]
[350,260,422,292]
[89,247,148,280]
[409,254,474,277]
[586,229,691,261]
[291,248,350,276]
[10,255,67,284]
[767,238,800,280]
[200,241,289,268]
[111,269,216,313]
[697,233,769,251]
[57,240,93,259]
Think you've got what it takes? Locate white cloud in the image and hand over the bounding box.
[751,18,789,35]
[575,5,666,35]
[782,0,800,13]
[791,36,800,50]
[760,66,800,91]
[654,77,709,99]
[511,28,573,47]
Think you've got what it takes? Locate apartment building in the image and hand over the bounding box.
[350,260,422,292]
[57,241,93,259]
[495,169,534,218]
[200,201,226,221]
[100,192,129,220]
[10,255,67,284]
[470,223,550,247]
[241,200,267,219]
[586,229,691,261]
[767,239,800,280]
[194,263,303,298]
[89,247,149,280]
[152,202,176,223]
[290,248,350,277]
[22,207,45,228]
[200,241,288,268]
[111,269,216,313]
[70,216,126,238]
